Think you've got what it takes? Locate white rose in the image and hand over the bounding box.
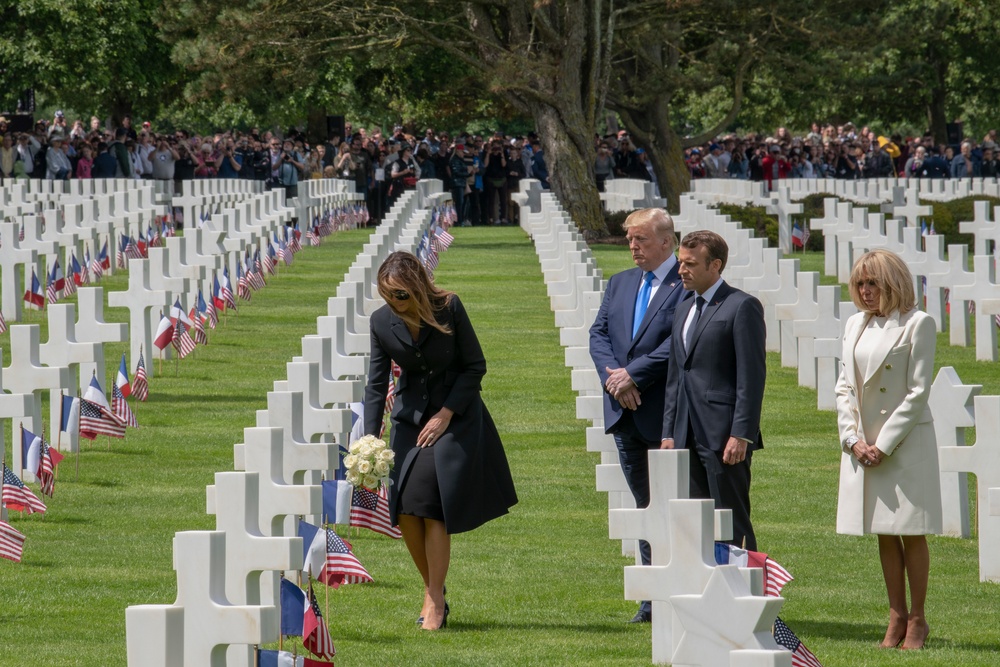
[363,474,378,489]
[343,455,358,469]
[346,472,360,485]
[360,443,374,458]
[349,441,362,455]
[358,460,372,474]
[374,460,389,476]
[378,449,394,462]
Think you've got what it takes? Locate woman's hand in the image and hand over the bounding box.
[417,408,454,448]
[852,440,884,468]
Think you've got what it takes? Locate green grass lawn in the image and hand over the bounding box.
[1,233,998,666]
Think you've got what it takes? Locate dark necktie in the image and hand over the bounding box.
[686,296,705,352]
[632,272,654,338]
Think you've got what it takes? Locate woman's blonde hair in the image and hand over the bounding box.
[377,252,454,334]
[848,249,916,315]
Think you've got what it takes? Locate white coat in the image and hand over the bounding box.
[834,308,942,536]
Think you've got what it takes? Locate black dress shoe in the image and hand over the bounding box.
[629,609,652,623]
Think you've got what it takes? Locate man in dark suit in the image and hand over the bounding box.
[661,230,767,551]
[589,208,685,623]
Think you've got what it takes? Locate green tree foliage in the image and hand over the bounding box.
[0,0,179,121]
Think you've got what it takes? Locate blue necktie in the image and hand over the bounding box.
[632,271,654,338]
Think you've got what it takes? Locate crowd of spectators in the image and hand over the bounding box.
[6,110,995,226]
[677,122,999,188]
[0,112,552,227]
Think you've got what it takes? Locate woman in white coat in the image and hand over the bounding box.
[835,249,941,650]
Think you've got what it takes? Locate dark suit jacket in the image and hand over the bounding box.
[662,281,766,451]
[589,262,685,442]
[363,295,517,534]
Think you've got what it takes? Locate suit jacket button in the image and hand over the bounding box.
[420,378,426,384]
[416,352,422,357]
[879,387,887,393]
[422,394,428,400]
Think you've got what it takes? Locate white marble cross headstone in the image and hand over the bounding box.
[623,498,726,663]
[774,271,820,382]
[765,189,803,255]
[5,325,74,479]
[0,221,38,322]
[75,287,128,384]
[938,395,1000,582]
[949,254,999,361]
[928,367,980,538]
[108,259,171,376]
[171,530,278,667]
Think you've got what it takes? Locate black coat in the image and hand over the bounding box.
[364,295,517,534]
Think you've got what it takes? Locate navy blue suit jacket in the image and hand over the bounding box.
[662,281,766,451]
[589,262,685,442]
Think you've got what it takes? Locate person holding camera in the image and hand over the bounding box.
[218,140,243,179]
[274,138,304,198]
[150,137,180,182]
[483,140,508,225]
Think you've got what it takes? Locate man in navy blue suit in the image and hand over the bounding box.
[661,230,767,553]
[589,208,685,623]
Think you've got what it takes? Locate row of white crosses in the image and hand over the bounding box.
[680,188,1000,582]
[0,181,361,478]
[517,188,794,665]
[124,184,451,666]
[600,179,667,214]
[691,175,1000,208]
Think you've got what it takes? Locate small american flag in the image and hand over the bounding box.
[79,398,126,439]
[0,309,7,334]
[434,228,455,251]
[172,321,197,358]
[747,550,794,597]
[262,246,276,275]
[132,351,149,402]
[350,486,401,538]
[319,527,373,588]
[190,312,208,346]
[3,464,47,515]
[0,519,26,563]
[380,363,401,437]
[112,383,138,428]
[773,617,823,667]
[89,247,103,280]
[38,441,64,497]
[302,586,336,660]
[46,277,59,305]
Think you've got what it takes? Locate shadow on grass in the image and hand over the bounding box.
[795,617,1000,653]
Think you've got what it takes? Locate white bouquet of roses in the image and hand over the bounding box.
[344,434,395,491]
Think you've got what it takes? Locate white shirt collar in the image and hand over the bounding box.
[648,254,677,285]
[696,276,725,303]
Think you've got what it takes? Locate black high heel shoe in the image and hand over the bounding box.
[417,586,447,624]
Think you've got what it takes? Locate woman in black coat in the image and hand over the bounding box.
[363,252,517,631]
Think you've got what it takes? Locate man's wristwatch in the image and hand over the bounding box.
[843,435,860,451]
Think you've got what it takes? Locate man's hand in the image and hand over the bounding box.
[615,386,642,411]
[722,437,748,465]
[660,438,674,450]
[604,366,636,395]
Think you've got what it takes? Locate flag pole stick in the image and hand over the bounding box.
[18,422,23,475]
[76,392,82,480]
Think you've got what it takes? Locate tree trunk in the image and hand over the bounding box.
[926,47,949,144]
[533,103,608,238]
[619,99,690,214]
